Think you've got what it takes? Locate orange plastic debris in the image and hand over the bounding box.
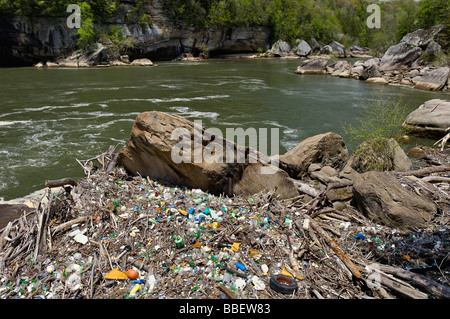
[193,241,202,248]
[231,242,240,252]
[178,209,188,216]
[104,269,128,280]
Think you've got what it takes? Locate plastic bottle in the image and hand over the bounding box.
[175,236,185,249]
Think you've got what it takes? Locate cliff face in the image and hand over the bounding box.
[0,0,270,66]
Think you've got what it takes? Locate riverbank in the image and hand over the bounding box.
[0,123,449,299]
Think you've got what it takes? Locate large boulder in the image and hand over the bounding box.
[330,41,346,57]
[379,25,443,72]
[295,58,328,75]
[403,99,450,138]
[319,45,333,55]
[360,63,382,80]
[379,43,422,72]
[414,67,450,91]
[344,138,412,173]
[292,39,311,57]
[352,171,436,228]
[279,132,349,178]
[118,111,298,199]
[268,40,291,57]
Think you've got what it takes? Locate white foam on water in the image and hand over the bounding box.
[169,106,190,113]
[21,102,90,112]
[168,106,219,120]
[85,118,135,130]
[104,95,230,104]
[0,120,32,126]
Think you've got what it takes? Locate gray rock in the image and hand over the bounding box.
[379,43,422,72]
[292,39,311,57]
[279,132,349,178]
[362,58,380,68]
[399,25,443,48]
[425,40,441,57]
[268,39,291,57]
[309,38,321,53]
[330,41,346,57]
[414,67,449,91]
[295,58,328,75]
[320,45,333,55]
[360,63,382,80]
[403,99,450,138]
[352,171,436,228]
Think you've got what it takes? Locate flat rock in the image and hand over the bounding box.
[365,77,388,85]
[130,58,153,66]
[414,67,449,91]
[403,99,450,138]
[295,58,328,75]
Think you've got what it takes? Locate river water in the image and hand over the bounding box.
[0,58,448,200]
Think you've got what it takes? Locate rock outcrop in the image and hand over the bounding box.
[352,171,437,228]
[403,99,450,138]
[379,25,443,72]
[0,9,271,66]
[118,111,298,199]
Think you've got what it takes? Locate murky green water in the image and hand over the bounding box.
[0,58,448,200]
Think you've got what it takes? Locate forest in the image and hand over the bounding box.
[0,0,449,55]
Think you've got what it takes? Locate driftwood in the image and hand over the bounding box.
[421,176,450,183]
[45,178,78,188]
[307,218,363,279]
[397,164,450,177]
[375,263,450,299]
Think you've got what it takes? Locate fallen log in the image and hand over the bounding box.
[45,178,78,188]
[375,263,450,299]
[397,165,450,177]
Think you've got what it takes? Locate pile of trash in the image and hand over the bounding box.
[0,152,449,299]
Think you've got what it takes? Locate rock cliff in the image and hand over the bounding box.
[0,0,270,66]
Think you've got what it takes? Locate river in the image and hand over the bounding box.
[0,58,448,201]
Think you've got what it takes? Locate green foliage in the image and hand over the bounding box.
[341,92,412,150]
[76,1,95,50]
[416,0,450,52]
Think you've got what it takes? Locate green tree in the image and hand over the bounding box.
[76,1,95,50]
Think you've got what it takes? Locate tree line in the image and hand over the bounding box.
[1,0,448,54]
